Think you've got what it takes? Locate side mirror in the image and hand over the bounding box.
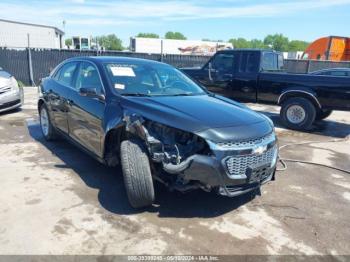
[79,87,105,100]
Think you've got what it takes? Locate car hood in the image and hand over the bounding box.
[0,73,11,88]
[120,95,272,142]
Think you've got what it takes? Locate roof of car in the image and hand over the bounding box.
[218,49,280,53]
[311,68,350,74]
[66,56,165,66]
[314,68,350,72]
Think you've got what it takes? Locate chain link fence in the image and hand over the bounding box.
[1,47,350,86]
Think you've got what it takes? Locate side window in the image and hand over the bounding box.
[211,54,234,73]
[75,62,103,93]
[277,54,284,70]
[261,53,277,71]
[57,62,78,86]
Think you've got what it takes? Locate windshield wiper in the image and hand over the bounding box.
[121,93,151,97]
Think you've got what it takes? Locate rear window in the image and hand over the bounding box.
[261,52,283,71]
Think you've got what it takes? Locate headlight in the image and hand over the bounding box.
[261,113,274,128]
[10,77,19,91]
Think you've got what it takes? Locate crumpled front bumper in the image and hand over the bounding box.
[180,146,278,197]
[0,87,24,113]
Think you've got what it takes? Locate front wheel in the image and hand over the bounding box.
[316,109,332,121]
[280,97,316,131]
[120,139,155,208]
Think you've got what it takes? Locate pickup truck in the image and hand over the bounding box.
[182,49,350,130]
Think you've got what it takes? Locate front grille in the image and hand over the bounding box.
[217,133,275,149]
[0,99,21,110]
[225,147,276,177]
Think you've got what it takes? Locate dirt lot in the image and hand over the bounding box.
[0,87,349,255]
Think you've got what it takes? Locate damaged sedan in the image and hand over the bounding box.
[38,57,278,208]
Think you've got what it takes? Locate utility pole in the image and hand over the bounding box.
[27,34,34,86]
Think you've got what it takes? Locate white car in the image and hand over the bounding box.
[0,68,24,113]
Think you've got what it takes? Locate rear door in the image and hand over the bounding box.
[66,61,105,157]
[48,62,79,134]
[230,51,260,102]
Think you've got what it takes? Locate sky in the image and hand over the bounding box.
[0,0,350,46]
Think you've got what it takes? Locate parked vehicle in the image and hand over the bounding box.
[38,57,278,208]
[182,49,350,130]
[310,68,350,77]
[0,68,23,113]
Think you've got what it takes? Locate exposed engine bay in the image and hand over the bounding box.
[124,114,211,191]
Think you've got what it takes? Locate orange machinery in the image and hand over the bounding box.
[302,36,350,61]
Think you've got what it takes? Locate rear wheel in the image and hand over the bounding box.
[120,139,155,208]
[316,109,332,121]
[280,97,316,130]
[39,104,57,141]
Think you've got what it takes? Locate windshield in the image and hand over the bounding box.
[104,62,206,96]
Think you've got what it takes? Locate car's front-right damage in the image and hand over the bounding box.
[124,111,278,197]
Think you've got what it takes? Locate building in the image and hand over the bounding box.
[130,37,233,55]
[0,19,64,49]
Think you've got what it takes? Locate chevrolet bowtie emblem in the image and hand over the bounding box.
[252,145,268,155]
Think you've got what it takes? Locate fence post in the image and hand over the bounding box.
[27,34,34,86]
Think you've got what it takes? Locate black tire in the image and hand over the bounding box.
[316,109,332,121]
[39,104,57,141]
[120,139,155,208]
[280,97,316,131]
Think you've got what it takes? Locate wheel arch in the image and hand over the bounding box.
[102,124,126,166]
[278,90,321,110]
[37,98,45,113]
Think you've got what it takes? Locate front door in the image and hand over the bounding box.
[200,53,236,98]
[66,61,105,157]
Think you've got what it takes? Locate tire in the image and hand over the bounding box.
[316,109,332,121]
[39,104,57,141]
[120,139,155,208]
[280,97,316,131]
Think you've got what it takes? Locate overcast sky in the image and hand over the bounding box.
[1,0,349,45]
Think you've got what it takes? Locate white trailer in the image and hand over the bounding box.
[130,38,233,55]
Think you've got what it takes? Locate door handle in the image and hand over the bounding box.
[242,86,250,92]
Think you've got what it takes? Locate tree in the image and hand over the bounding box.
[65,38,72,47]
[250,39,267,49]
[263,34,289,51]
[136,33,159,38]
[165,31,187,40]
[228,38,251,49]
[288,40,309,52]
[96,34,123,51]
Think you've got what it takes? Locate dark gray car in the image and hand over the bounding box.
[310,68,350,77]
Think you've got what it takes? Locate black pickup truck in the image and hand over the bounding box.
[182,49,350,130]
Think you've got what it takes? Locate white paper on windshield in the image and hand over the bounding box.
[115,83,125,90]
[110,66,135,77]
